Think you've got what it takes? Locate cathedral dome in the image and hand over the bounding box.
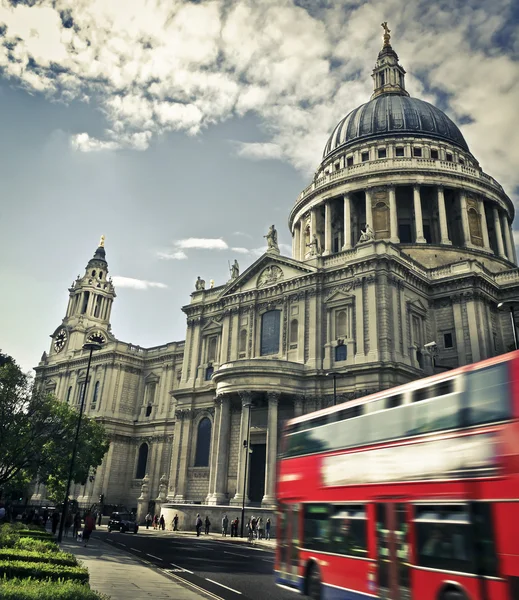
[323,95,469,160]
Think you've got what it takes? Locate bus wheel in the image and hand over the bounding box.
[307,564,322,600]
[442,589,466,600]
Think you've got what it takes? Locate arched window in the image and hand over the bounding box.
[195,418,212,467]
[92,381,100,407]
[207,337,217,362]
[66,386,72,403]
[261,310,281,356]
[94,296,101,318]
[239,329,247,355]
[136,443,148,479]
[335,344,347,362]
[289,319,298,346]
[336,310,347,338]
[205,366,214,381]
[145,405,152,417]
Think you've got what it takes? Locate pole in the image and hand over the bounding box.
[57,345,95,542]
[333,374,337,406]
[510,306,518,350]
[240,404,252,538]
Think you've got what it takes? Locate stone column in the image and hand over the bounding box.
[205,397,221,503]
[388,186,399,243]
[502,213,514,262]
[294,395,304,417]
[212,395,231,504]
[493,207,506,258]
[413,185,426,243]
[324,201,332,255]
[437,186,451,245]
[262,392,279,507]
[365,189,373,229]
[136,474,150,524]
[231,392,252,505]
[342,194,352,250]
[478,198,491,251]
[294,223,301,260]
[310,208,317,240]
[299,221,306,260]
[459,191,471,247]
[174,410,192,502]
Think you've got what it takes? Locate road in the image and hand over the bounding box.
[96,529,298,600]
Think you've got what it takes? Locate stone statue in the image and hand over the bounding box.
[195,276,205,291]
[264,224,279,252]
[231,259,239,280]
[307,233,322,256]
[138,474,150,501]
[210,279,215,289]
[381,21,391,46]
[359,223,375,243]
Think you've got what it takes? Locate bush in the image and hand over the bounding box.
[0,560,89,583]
[0,548,77,566]
[0,578,108,599]
[16,531,53,540]
[14,538,59,554]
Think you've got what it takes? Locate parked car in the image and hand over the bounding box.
[108,512,139,534]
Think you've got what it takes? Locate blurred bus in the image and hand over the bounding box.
[276,351,519,600]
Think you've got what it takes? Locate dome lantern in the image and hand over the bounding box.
[371,22,409,100]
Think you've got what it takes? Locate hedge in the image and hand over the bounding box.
[0,549,78,566]
[0,578,108,600]
[16,531,53,540]
[0,560,89,583]
[14,538,59,554]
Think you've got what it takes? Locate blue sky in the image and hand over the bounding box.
[1,0,518,372]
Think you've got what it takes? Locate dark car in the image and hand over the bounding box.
[108,512,139,534]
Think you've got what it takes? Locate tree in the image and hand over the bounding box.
[0,352,109,502]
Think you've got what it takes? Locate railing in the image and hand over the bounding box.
[296,157,504,205]
[495,270,519,285]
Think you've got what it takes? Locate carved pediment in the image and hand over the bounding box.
[201,319,223,333]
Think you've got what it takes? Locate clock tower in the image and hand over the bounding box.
[50,236,116,357]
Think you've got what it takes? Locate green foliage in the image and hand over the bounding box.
[0,560,89,583]
[14,538,59,554]
[0,578,108,600]
[0,548,77,566]
[16,531,53,540]
[0,351,110,499]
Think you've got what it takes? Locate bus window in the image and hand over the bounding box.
[330,505,367,557]
[303,505,330,552]
[471,502,499,577]
[466,364,511,425]
[386,394,402,409]
[415,504,474,574]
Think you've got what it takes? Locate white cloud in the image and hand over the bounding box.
[231,247,250,254]
[175,238,229,250]
[233,231,252,239]
[234,142,283,161]
[112,276,168,290]
[157,250,188,260]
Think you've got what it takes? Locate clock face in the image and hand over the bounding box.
[54,329,68,353]
[86,331,106,345]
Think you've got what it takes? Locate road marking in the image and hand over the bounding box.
[205,578,242,594]
[146,553,162,560]
[160,569,224,600]
[224,551,250,558]
[130,548,142,553]
[170,562,194,574]
[262,558,274,562]
[116,542,126,547]
[105,539,113,543]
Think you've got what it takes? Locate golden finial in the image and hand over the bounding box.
[381,21,391,47]
[99,234,105,248]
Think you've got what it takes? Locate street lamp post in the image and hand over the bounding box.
[498,302,519,351]
[240,403,252,538]
[57,342,101,542]
[326,372,340,406]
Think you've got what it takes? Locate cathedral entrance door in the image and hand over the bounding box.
[248,443,266,503]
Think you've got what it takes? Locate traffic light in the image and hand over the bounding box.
[99,494,104,504]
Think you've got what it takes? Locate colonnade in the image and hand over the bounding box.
[293,185,516,264]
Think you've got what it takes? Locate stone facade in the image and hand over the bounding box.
[35,35,519,519]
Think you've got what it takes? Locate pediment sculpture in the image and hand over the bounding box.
[257,265,284,288]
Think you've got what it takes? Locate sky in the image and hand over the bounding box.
[1,0,519,373]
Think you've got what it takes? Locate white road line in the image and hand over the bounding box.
[146,553,162,560]
[262,558,274,562]
[130,548,142,553]
[160,570,224,600]
[205,578,242,594]
[224,551,250,558]
[116,542,126,547]
[170,562,194,574]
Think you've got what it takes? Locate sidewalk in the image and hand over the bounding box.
[60,536,205,600]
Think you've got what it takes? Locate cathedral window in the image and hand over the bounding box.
[361,151,369,162]
[146,382,157,406]
[92,270,96,277]
[66,386,72,403]
[239,329,247,357]
[335,344,347,362]
[81,292,89,314]
[443,332,454,349]
[92,381,100,408]
[380,71,385,86]
[145,405,152,417]
[395,147,405,157]
[336,310,348,338]
[446,153,453,162]
[205,366,214,381]
[194,417,212,467]
[459,157,465,165]
[207,337,218,363]
[260,310,281,356]
[136,443,148,479]
[413,147,422,157]
[378,148,387,159]
[77,382,86,405]
[94,296,102,318]
[289,319,299,348]
[347,156,354,167]
[431,149,439,159]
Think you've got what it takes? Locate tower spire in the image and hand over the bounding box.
[371,22,409,100]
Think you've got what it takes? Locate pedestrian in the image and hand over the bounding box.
[145,512,152,529]
[235,517,240,537]
[83,511,96,547]
[160,515,165,531]
[204,515,211,535]
[250,516,257,540]
[247,518,254,542]
[257,516,264,539]
[73,512,82,539]
[265,518,271,540]
[64,512,73,538]
[173,513,179,531]
[153,514,159,530]
[195,513,203,537]
[230,518,235,537]
[221,514,229,537]
[51,511,60,535]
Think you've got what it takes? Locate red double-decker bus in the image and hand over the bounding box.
[276,351,519,600]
